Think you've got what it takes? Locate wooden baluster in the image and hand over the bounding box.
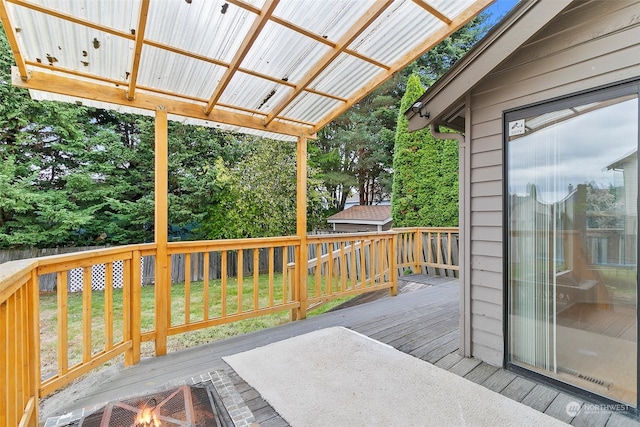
[104,262,113,351]
[221,251,228,317]
[237,250,243,314]
[184,253,191,325]
[253,249,259,310]
[268,247,275,308]
[81,267,92,364]
[203,252,209,321]
[57,272,68,376]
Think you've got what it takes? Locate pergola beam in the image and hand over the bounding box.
[205,0,280,115]
[0,0,29,80]
[263,0,394,126]
[12,67,316,139]
[6,0,134,40]
[411,0,453,24]
[126,0,150,100]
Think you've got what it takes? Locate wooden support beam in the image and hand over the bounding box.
[154,107,169,356]
[6,0,134,40]
[205,0,280,115]
[0,0,29,80]
[263,0,394,126]
[127,0,150,100]
[294,136,308,320]
[411,0,452,24]
[12,67,315,139]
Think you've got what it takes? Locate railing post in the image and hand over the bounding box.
[414,228,423,274]
[390,233,398,296]
[28,269,40,427]
[293,135,308,320]
[154,106,169,356]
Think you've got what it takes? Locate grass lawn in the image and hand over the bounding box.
[38,273,349,379]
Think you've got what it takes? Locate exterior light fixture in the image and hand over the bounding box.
[411,101,429,118]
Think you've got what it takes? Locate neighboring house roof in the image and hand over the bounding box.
[407,0,573,133]
[327,205,392,226]
[607,150,638,170]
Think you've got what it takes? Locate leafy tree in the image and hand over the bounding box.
[201,138,328,239]
[392,74,458,227]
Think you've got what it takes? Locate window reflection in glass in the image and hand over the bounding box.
[507,93,638,405]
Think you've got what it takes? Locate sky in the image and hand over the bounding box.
[484,0,521,26]
[508,98,638,204]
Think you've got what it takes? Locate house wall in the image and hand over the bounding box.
[466,0,640,366]
[331,223,391,233]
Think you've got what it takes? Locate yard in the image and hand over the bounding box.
[38,274,348,381]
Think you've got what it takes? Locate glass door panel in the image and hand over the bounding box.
[507,91,638,405]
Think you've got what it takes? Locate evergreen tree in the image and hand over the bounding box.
[391,74,458,227]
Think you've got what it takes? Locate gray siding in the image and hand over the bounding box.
[467,0,640,366]
[332,223,391,233]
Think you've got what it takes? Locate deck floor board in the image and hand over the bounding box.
[41,275,640,427]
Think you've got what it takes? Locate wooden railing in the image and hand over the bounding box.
[1,259,39,427]
[0,227,458,425]
[304,232,398,309]
[395,227,460,276]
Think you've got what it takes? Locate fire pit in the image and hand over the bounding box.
[66,385,226,427]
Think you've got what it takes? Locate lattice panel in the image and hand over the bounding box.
[67,258,144,292]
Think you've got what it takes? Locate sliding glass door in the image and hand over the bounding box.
[506,83,638,405]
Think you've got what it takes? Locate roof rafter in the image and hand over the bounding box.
[0,0,29,79]
[1,0,493,141]
[6,0,134,40]
[204,0,280,115]
[411,0,452,24]
[263,0,395,126]
[126,0,150,100]
[312,0,494,133]
[12,67,316,139]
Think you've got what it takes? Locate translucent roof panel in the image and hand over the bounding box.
[349,1,446,65]
[145,0,257,63]
[309,53,382,100]
[220,71,291,114]
[2,0,493,141]
[137,44,225,100]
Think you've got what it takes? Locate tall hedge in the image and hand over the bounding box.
[391,74,459,227]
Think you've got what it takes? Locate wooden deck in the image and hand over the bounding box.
[42,275,640,427]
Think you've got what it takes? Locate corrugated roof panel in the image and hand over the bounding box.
[309,53,382,99]
[241,21,332,85]
[8,3,133,82]
[349,0,444,65]
[273,0,375,42]
[137,44,224,100]
[145,0,255,64]
[282,92,343,124]
[430,0,476,19]
[220,71,291,114]
[20,0,140,33]
[2,0,491,140]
